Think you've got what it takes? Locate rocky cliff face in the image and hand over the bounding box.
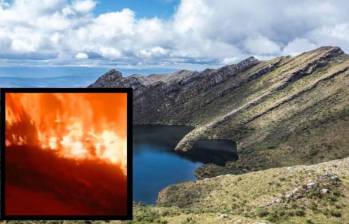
[89,56,259,125]
[89,46,349,176]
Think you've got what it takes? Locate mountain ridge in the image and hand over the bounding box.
[89,46,349,178]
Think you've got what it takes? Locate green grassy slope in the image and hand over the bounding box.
[138,157,349,224]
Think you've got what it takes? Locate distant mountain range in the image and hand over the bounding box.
[89,46,349,178]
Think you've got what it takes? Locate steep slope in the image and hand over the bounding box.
[150,157,349,224]
[89,46,349,177]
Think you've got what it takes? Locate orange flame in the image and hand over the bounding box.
[5,93,127,173]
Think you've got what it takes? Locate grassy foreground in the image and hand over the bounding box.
[137,157,349,224]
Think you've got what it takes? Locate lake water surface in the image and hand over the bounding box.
[133,125,237,204]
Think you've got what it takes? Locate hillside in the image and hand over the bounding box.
[133,157,349,224]
[89,46,349,177]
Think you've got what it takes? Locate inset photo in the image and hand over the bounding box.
[1,88,132,220]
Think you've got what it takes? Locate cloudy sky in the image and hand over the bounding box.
[0,0,349,69]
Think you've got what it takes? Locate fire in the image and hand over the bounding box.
[5,93,127,173]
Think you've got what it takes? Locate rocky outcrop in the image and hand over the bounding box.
[89,56,260,124]
[89,46,349,175]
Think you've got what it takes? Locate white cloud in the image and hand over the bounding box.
[138,47,168,59]
[73,0,96,13]
[283,38,317,56]
[243,35,281,55]
[99,47,122,59]
[222,57,238,65]
[0,0,349,67]
[75,52,88,59]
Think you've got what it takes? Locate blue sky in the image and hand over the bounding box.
[94,0,180,19]
[0,0,349,71]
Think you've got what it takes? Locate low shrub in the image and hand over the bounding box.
[256,208,269,217]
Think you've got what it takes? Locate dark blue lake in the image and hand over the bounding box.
[133,125,237,204]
